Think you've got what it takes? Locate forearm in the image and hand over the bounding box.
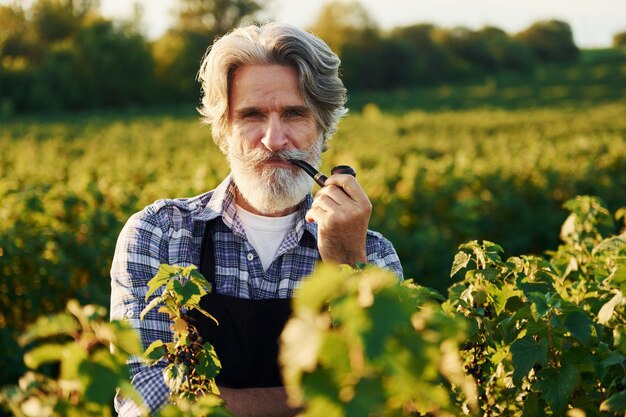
[219,386,300,417]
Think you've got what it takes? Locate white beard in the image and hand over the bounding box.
[227,140,323,215]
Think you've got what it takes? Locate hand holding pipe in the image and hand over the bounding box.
[288,160,356,187]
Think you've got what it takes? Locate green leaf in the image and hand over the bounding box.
[146,264,175,300]
[141,296,164,320]
[510,335,548,383]
[536,365,580,414]
[191,396,232,417]
[318,333,351,377]
[601,351,626,367]
[154,404,184,417]
[527,292,550,320]
[598,292,624,325]
[19,313,79,345]
[190,305,219,325]
[144,340,166,365]
[299,369,344,416]
[560,213,578,241]
[81,348,128,405]
[196,343,222,379]
[613,325,626,356]
[612,258,626,291]
[363,291,414,360]
[483,241,504,263]
[280,310,328,376]
[592,236,626,256]
[601,391,626,413]
[23,343,68,369]
[331,296,368,339]
[499,304,531,341]
[172,279,204,307]
[106,320,143,356]
[293,264,348,313]
[522,391,539,417]
[164,363,185,393]
[401,280,445,305]
[450,251,471,278]
[490,283,523,316]
[343,378,384,416]
[302,396,345,417]
[564,310,592,345]
[60,342,88,382]
[188,268,212,292]
[490,345,509,365]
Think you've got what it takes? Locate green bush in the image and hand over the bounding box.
[2,196,625,416]
[279,196,626,416]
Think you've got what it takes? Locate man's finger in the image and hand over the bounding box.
[314,184,352,207]
[323,174,369,203]
[312,192,342,213]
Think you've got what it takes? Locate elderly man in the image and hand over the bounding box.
[111,22,402,416]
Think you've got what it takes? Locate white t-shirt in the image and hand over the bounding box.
[235,204,299,271]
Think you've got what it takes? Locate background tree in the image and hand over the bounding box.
[151,0,268,102]
[390,24,451,85]
[514,19,579,62]
[0,3,36,60]
[0,0,154,113]
[308,0,392,91]
[177,0,264,36]
[307,0,378,56]
[614,30,626,47]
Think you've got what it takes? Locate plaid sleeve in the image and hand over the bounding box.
[110,208,173,415]
[365,232,404,280]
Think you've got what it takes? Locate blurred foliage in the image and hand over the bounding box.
[3,0,625,113]
[2,199,626,415]
[280,197,626,416]
[0,300,143,417]
[280,264,475,416]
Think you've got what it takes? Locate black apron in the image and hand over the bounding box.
[190,219,292,388]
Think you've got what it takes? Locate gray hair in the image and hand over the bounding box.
[197,22,348,152]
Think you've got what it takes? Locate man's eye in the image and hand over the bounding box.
[242,111,262,119]
[285,109,305,118]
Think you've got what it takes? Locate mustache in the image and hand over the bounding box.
[241,147,319,166]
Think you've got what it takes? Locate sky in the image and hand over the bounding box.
[32,0,626,48]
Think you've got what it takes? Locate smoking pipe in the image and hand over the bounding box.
[288,159,356,187]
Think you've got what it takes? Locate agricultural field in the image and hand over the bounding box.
[1,98,626,398]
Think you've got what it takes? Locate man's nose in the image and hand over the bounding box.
[261,114,288,152]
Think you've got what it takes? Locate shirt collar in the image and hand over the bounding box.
[196,175,318,242]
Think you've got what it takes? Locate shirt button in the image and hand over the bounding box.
[126,309,134,319]
[247,253,254,261]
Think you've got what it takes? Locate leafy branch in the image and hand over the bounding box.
[141,264,230,415]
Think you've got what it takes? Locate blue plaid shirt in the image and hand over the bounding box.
[110,176,403,415]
